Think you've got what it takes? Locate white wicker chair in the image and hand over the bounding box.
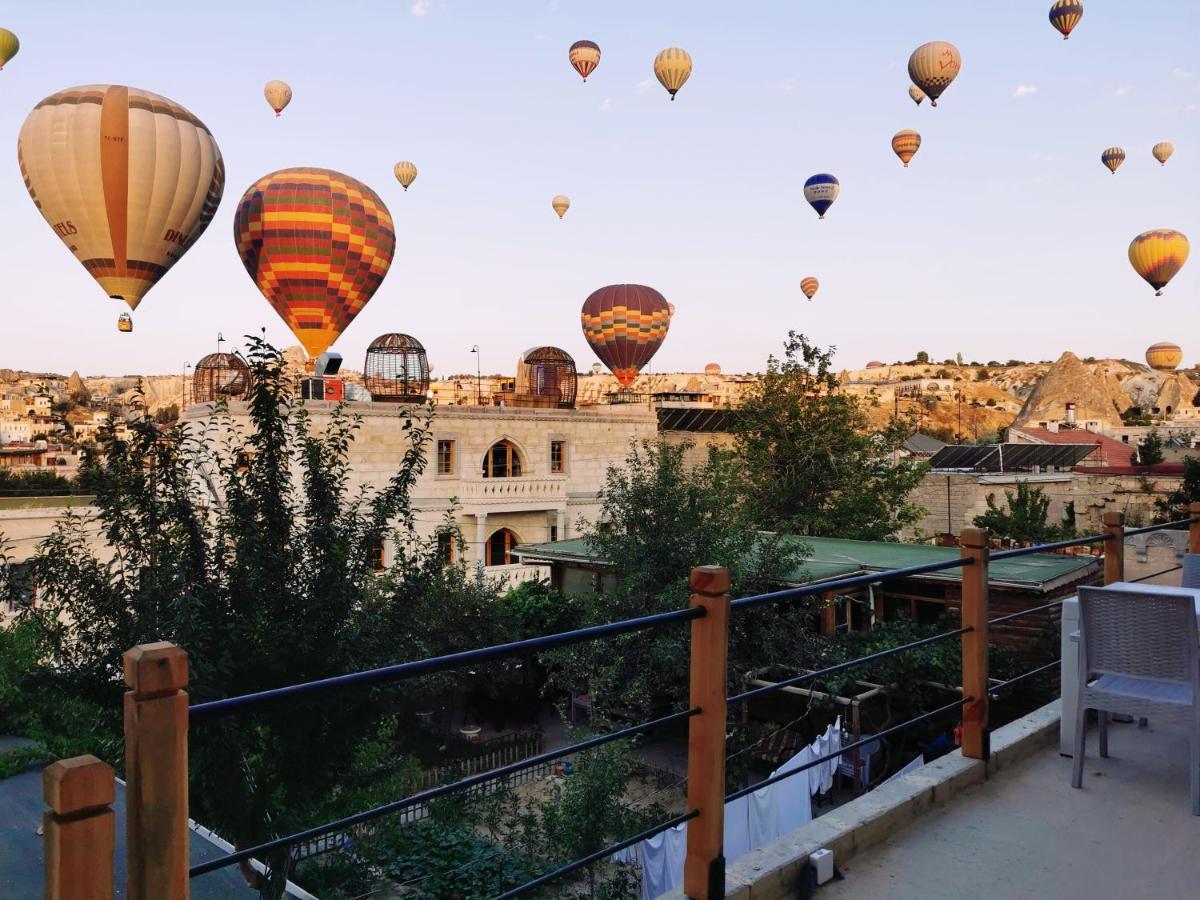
[1071,586,1200,815]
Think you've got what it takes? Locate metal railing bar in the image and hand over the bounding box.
[988,599,1064,625]
[724,696,971,803]
[731,557,974,611]
[189,606,703,721]
[1129,565,1184,583]
[494,809,699,899]
[1124,518,1191,536]
[188,706,699,877]
[988,660,1060,698]
[726,626,972,706]
[990,533,1107,560]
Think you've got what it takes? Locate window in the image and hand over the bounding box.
[549,524,558,542]
[437,439,455,475]
[486,528,519,566]
[370,538,385,571]
[483,440,522,478]
[550,440,565,474]
[437,531,455,564]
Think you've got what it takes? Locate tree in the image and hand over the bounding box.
[915,350,930,364]
[1154,456,1200,524]
[730,332,927,540]
[973,481,1070,543]
[1136,429,1165,465]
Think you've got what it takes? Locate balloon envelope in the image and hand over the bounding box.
[800,277,819,300]
[1152,142,1174,165]
[1101,147,1125,174]
[907,42,961,107]
[18,84,225,313]
[234,167,396,357]
[581,284,670,386]
[394,161,417,190]
[654,48,692,100]
[552,195,570,218]
[0,28,18,69]
[264,80,292,116]
[892,130,921,167]
[1049,0,1083,39]
[569,40,601,81]
[803,174,840,219]
[1128,229,1189,296]
[908,84,926,105]
[1145,341,1182,371]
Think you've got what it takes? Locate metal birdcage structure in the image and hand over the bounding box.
[364,333,430,402]
[192,353,252,404]
[513,346,577,409]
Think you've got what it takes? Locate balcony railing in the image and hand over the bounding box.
[43,504,1200,899]
[455,475,567,500]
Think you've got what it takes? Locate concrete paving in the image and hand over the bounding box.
[822,718,1200,899]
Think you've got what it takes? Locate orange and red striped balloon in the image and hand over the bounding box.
[581,284,670,386]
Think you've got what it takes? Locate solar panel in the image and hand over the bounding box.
[929,442,1095,471]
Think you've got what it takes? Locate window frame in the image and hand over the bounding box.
[483,439,523,479]
[435,435,459,478]
[549,437,567,475]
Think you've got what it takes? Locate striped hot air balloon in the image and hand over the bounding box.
[892,130,921,167]
[263,80,292,117]
[1128,229,1189,296]
[234,167,396,358]
[1101,147,1126,174]
[804,174,840,219]
[907,42,961,107]
[654,48,692,101]
[393,161,418,191]
[800,277,819,300]
[1049,1,1083,40]
[569,40,601,82]
[581,284,670,386]
[0,28,18,70]
[1145,341,1182,371]
[18,85,225,327]
[908,84,926,106]
[1152,142,1174,166]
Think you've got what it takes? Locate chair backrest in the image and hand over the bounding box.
[1078,587,1198,685]
[1182,552,1200,590]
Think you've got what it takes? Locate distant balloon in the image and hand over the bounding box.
[668,302,676,317]
[234,167,396,357]
[0,28,18,70]
[892,130,922,167]
[1101,147,1125,174]
[581,284,670,386]
[18,85,225,320]
[803,174,840,220]
[263,80,292,117]
[800,277,819,300]
[1128,229,1189,296]
[654,48,692,101]
[907,42,961,107]
[569,40,601,82]
[1152,142,1174,166]
[393,161,418,191]
[552,195,570,219]
[1049,1,1083,40]
[908,84,926,106]
[1145,341,1182,371]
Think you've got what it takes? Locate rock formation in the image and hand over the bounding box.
[1012,351,1123,427]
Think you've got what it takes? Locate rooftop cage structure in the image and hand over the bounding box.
[513,346,577,409]
[192,353,252,404]
[364,333,430,402]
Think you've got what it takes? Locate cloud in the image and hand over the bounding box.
[1012,84,1038,98]
[1030,151,1055,161]
[635,78,654,93]
[771,78,797,93]
[1172,67,1194,80]
[1185,104,1200,113]
[1114,85,1133,96]
[411,0,431,16]
[599,98,612,112]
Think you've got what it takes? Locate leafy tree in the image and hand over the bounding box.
[0,469,76,495]
[730,333,927,540]
[153,402,179,425]
[972,481,1070,543]
[915,350,930,364]
[1154,456,1200,524]
[1136,429,1165,465]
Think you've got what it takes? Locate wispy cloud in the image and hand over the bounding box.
[1114,85,1133,97]
[1030,151,1055,161]
[635,78,654,93]
[599,98,612,112]
[1012,84,1038,99]
[1185,104,1200,113]
[411,0,431,16]
[771,78,798,93]
[1172,66,1194,80]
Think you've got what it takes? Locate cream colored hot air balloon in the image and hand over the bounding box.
[1152,142,1174,166]
[908,84,926,106]
[907,42,961,107]
[18,85,225,328]
[892,130,921,167]
[654,48,692,101]
[552,195,570,219]
[0,28,19,70]
[569,40,601,82]
[263,80,292,117]
[394,161,418,191]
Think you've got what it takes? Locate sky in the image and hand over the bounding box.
[0,0,1197,378]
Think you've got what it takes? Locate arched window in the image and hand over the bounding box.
[486,528,520,566]
[482,440,522,478]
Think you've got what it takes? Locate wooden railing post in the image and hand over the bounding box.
[43,755,115,900]
[683,566,731,900]
[959,527,989,760]
[1103,511,1125,585]
[1189,502,1200,553]
[123,642,189,900]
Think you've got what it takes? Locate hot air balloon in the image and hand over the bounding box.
[552,195,570,219]
[800,277,819,300]
[234,168,396,357]
[1145,341,1182,371]
[907,42,961,107]
[668,302,676,318]
[117,313,133,333]
[892,130,921,167]
[0,28,18,70]
[1152,142,1174,166]
[654,48,692,101]
[804,174,840,220]
[18,85,225,331]
[264,80,292,117]
[1049,1,1083,40]
[1101,147,1125,174]
[394,161,418,191]
[1128,229,1189,296]
[908,84,926,106]
[569,40,601,82]
[581,284,670,386]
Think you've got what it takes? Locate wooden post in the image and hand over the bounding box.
[123,642,189,900]
[819,590,836,636]
[1102,511,1125,585]
[683,566,731,900]
[959,527,989,760]
[43,755,115,900]
[1189,502,1200,554]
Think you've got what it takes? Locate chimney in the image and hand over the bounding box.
[1064,401,1076,429]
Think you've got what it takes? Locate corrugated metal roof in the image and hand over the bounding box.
[655,407,732,432]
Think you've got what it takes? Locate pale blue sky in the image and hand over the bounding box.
[1,1,1197,377]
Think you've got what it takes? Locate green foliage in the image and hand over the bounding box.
[975,369,990,381]
[0,468,77,495]
[973,481,1071,543]
[153,403,180,425]
[1155,456,1200,524]
[1136,429,1165,465]
[915,351,930,364]
[1121,406,1154,426]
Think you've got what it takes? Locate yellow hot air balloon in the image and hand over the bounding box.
[907,42,961,107]
[552,195,570,219]
[891,130,921,167]
[1049,0,1083,39]
[654,48,692,101]
[800,277,819,300]
[18,85,225,320]
[0,28,18,70]
[263,80,292,117]
[1152,142,1174,166]
[1128,229,1189,296]
[908,84,926,106]
[1100,146,1125,174]
[1145,341,1182,371]
[394,161,418,191]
